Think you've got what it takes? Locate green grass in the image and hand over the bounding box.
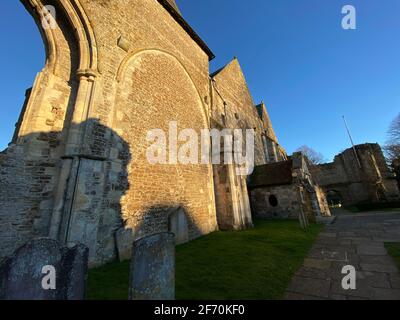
[385,243,400,271]
[87,219,323,300]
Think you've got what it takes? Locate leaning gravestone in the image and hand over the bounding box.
[115,227,135,262]
[0,238,88,300]
[129,233,175,300]
[168,208,189,245]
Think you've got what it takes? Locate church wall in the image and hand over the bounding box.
[0,0,219,265]
[211,60,266,166]
[0,0,80,258]
[250,185,300,219]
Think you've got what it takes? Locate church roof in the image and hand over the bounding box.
[249,161,294,188]
[166,0,181,14]
[255,102,278,143]
[210,57,238,78]
[157,0,215,61]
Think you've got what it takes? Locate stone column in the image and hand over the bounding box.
[49,69,98,243]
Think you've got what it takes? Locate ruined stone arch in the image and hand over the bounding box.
[21,0,97,75]
[0,1,101,258]
[16,0,99,147]
[326,190,343,206]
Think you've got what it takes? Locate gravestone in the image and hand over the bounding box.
[129,233,175,300]
[115,227,135,262]
[168,208,189,245]
[0,238,88,300]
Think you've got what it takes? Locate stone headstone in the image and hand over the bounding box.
[129,233,175,300]
[168,208,189,245]
[61,243,89,300]
[115,227,135,262]
[0,238,88,300]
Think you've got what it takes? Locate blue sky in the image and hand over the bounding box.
[1,0,399,161]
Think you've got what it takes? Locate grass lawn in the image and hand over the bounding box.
[87,219,323,300]
[385,243,400,271]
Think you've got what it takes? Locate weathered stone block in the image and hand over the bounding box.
[0,238,88,300]
[129,233,175,300]
[168,208,189,245]
[115,227,135,262]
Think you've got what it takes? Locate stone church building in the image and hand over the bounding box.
[0,0,331,266]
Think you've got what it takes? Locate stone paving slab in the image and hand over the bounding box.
[303,258,332,270]
[357,245,387,256]
[360,263,398,273]
[389,274,400,289]
[285,211,400,300]
[285,292,327,300]
[287,276,331,298]
[372,288,400,300]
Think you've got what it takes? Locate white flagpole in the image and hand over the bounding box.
[342,115,362,168]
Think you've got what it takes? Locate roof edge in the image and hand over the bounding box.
[157,0,215,61]
[210,57,238,78]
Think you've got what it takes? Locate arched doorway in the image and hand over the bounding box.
[326,190,343,207]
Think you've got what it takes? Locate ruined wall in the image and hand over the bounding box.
[315,185,331,216]
[357,144,399,200]
[250,184,300,219]
[311,143,400,206]
[0,0,80,258]
[1,0,295,265]
[62,0,219,265]
[0,0,219,266]
[249,152,331,219]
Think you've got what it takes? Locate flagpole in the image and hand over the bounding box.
[342,115,362,168]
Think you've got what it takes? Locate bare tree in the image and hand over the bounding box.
[296,145,326,165]
[384,113,400,163]
[384,113,400,187]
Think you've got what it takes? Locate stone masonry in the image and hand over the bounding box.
[311,143,400,206]
[0,0,296,266]
[286,210,400,300]
[249,152,331,220]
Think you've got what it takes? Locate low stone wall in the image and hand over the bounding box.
[250,185,300,219]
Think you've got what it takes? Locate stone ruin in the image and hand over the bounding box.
[1,0,268,266]
[249,152,331,223]
[310,143,400,206]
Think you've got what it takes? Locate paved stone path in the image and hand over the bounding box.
[285,210,400,300]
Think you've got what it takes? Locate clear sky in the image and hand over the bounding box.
[1,0,399,161]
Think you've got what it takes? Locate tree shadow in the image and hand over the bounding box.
[1,118,205,267]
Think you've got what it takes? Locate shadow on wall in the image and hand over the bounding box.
[0,119,204,266]
[116,204,200,263]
